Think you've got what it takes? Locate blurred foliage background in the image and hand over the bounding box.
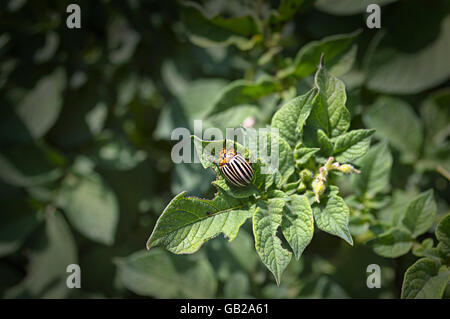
[0,0,449,298]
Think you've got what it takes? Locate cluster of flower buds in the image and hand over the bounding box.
[297,169,313,192]
[312,157,361,203]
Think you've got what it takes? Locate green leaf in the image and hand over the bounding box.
[401,190,437,238]
[316,0,397,15]
[177,78,229,118]
[266,0,307,31]
[277,30,360,79]
[348,215,371,236]
[206,229,259,281]
[401,258,450,299]
[364,10,450,94]
[85,102,107,136]
[172,162,215,198]
[271,88,318,148]
[244,128,295,189]
[420,90,450,174]
[367,227,413,258]
[0,142,65,187]
[0,194,40,257]
[15,68,66,139]
[6,211,77,298]
[47,79,106,148]
[421,89,450,147]
[146,189,251,254]
[180,1,261,50]
[314,64,351,137]
[107,17,140,64]
[153,101,189,141]
[363,97,423,163]
[116,249,217,298]
[161,60,189,98]
[209,79,281,115]
[384,190,417,226]
[412,238,443,261]
[303,82,331,139]
[206,105,259,132]
[212,177,260,199]
[223,271,250,298]
[333,129,375,163]
[303,64,353,147]
[313,195,353,245]
[317,129,333,156]
[298,275,350,299]
[351,141,393,198]
[88,132,147,171]
[253,198,292,285]
[294,146,320,165]
[282,195,314,260]
[436,214,450,254]
[57,172,119,245]
[0,105,34,145]
[227,230,260,274]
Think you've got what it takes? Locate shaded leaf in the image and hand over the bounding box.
[116,249,217,298]
[209,79,281,115]
[180,1,261,50]
[0,194,40,257]
[401,258,450,299]
[367,227,413,258]
[57,172,119,245]
[15,68,66,139]
[363,97,423,163]
[364,9,450,94]
[223,271,250,298]
[351,141,393,198]
[177,78,229,118]
[316,0,397,15]
[0,142,65,187]
[277,30,360,79]
[435,214,450,253]
[6,211,77,298]
[401,190,437,238]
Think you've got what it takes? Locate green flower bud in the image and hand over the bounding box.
[312,179,326,203]
[339,164,360,174]
[300,169,313,182]
[297,182,307,192]
[324,157,334,170]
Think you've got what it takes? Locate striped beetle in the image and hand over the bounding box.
[218,149,254,187]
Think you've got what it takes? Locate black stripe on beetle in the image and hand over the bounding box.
[218,149,254,187]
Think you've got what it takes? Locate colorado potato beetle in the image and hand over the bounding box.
[218,149,254,187]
